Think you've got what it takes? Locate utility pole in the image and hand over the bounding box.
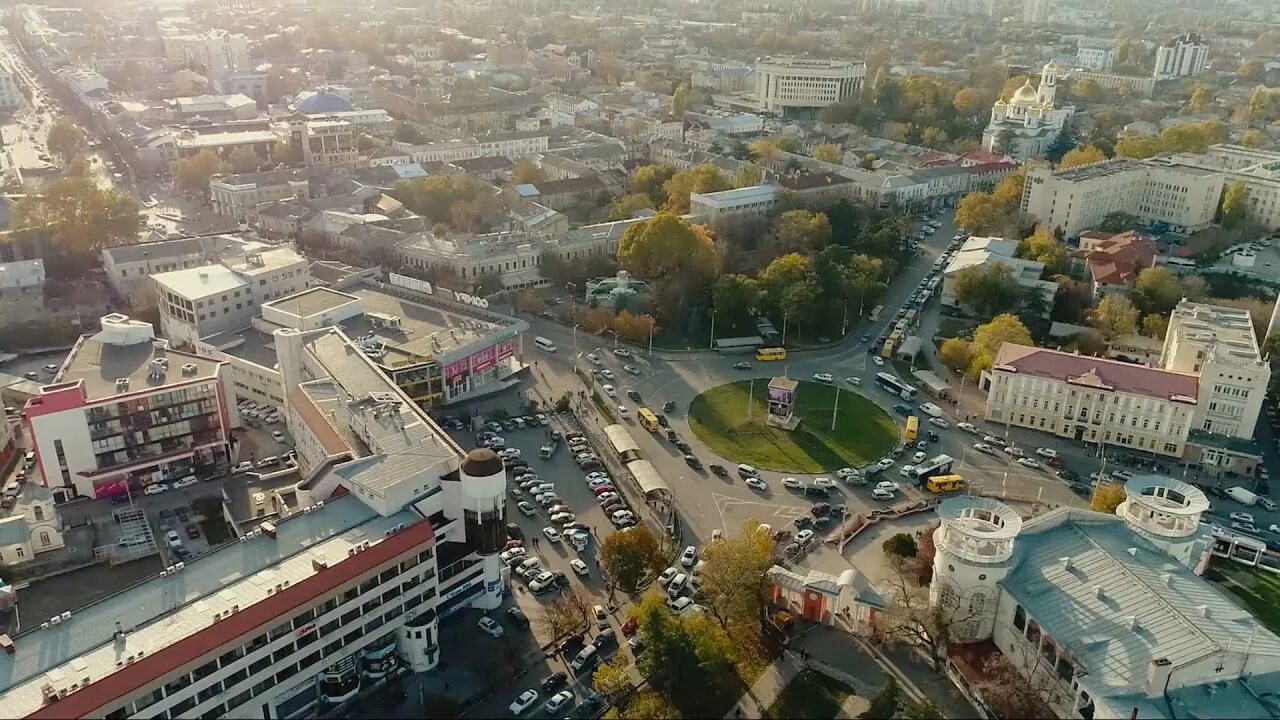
[709,309,716,350]
[648,321,654,358]
[830,386,841,431]
[747,378,754,422]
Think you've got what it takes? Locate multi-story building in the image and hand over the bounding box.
[986,343,1199,457]
[1023,0,1050,24]
[753,56,866,115]
[209,169,321,221]
[153,247,310,348]
[0,316,510,719]
[21,314,236,500]
[0,59,20,111]
[689,184,781,235]
[542,93,598,127]
[1022,159,1224,238]
[1170,144,1280,232]
[173,94,259,122]
[58,67,108,98]
[163,30,250,79]
[102,235,265,305]
[394,138,481,165]
[1154,32,1209,80]
[475,130,550,160]
[1073,230,1158,299]
[1076,39,1116,71]
[199,279,527,412]
[0,259,46,325]
[1162,301,1268,440]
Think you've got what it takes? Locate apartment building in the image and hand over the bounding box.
[986,343,1199,457]
[102,235,266,304]
[1076,39,1115,71]
[153,247,310,348]
[1171,144,1280,232]
[0,318,511,719]
[163,29,250,79]
[1021,159,1224,238]
[22,314,236,500]
[1162,301,1269,440]
[0,59,20,110]
[753,56,866,115]
[475,130,550,159]
[297,120,359,168]
[542,93,598,127]
[1154,32,1209,80]
[209,169,321,221]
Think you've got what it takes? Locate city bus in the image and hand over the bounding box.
[927,474,965,493]
[911,454,956,486]
[756,346,787,361]
[903,415,919,443]
[869,305,884,322]
[875,372,919,401]
[637,407,660,432]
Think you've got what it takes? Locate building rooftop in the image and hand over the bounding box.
[689,184,780,209]
[173,130,277,149]
[152,263,245,299]
[1167,300,1262,364]
[341,287,506,366]
[4,497,430,719]
[55,316,224,402]
[101,234,255,266]
[1050,159,1146,182]
[993,343,1198,403]
[263,287,357,319]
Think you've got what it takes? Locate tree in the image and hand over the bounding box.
[1238,59,1266,82]
[1096,211,1143,233]
[1221,180,1249,230]
[1186,85,1215,114]
[1089,294,1139,338]
[616,691,676,719]
[733,164,763,188]
[861,679,901,719]
[592,656,634,704]
[1073,328,1107,356]
[771,210,831,254]
[600,524,664,592]
[1180,274,1208,301]
[915,521,939,585]
[539,588,591,640]
[698,520,774,631]
[748,139,781,161]
[1242,130,1266,149]
[393,122,427,145]
[1000,75,1030,102]
[12,173,141,255]
[967,314,1033,379]
[672,82,689,117]
[952,264,1024,320]
[882,533,918,558]
[608,193,654,221]
[939,338,972,374]
[1248,87,1278,123]
[1131,267,1185,316]
[1072,79,1104,103]
[511,158,548,185]
[712,274,762,335]
[1058,144,1107,169]
[1114,135,1162,159]
[663,165,730,213]
[227,146,259,174]
[873,557,977,669]
[952,87,982,116]
[1045,122,1078,163]
[758,253,820,326]
[46,117,85,164]
[632,164,677,204]
[812,143,841,163]
[954,191,1004,235]
[618,212,719,282]
[175,150,229,193]
[1017,225,1068,275]
[634,594,736,716]
[975,652,1067,719]
[1141,313,1169,340]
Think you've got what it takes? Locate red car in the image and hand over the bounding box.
[621,617,638,637]
[503,539,524,551]
[592,485,616,495]
[1045,457,1061,468]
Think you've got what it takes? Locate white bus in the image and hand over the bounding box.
[534,337,557,352]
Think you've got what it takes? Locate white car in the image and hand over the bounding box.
[899,464,916,478]
[876,458,895,470]
[1017,458,1041,470]
[601,369,615,380]
[529,572,556,593]
[624,364,641,375]
[550,511,575,524]
[982,435,1006,447]
[912,451,927,463]
[509,690,539,715]
[658,567,680,586]
[614,348,632,357]
[542,527,562,542]
[845,376,862,386]
[836,467,859,479]
[617,405,630,417]
[1035,447,1058,459]
[500,547,527,564]
[957,422,979,434]
[781,477,803,489]
[872,356,885,366]
[544,690,574,715]
[172,476,198,489]
[588,353,602,365]
[586,471,610,482]
[745,477,768,491]
[478,616,505,638]
[611,510,635,523]
[1231,512,1256,525]
[928,417,949,429]
[813,372,834,384]
[1003,446,1025,458]
[570,558,590,576]
[872,488,895,501]
[498,448,522,459]
[233,461,253,473]
[973,442,996,454]
[144,483,169,496]
[680,545,698,567]
[876,480,901,492]
[517,501,536,516]
[668,596,694,613]
[271,430,286,442]
[795,529,815,543]
[602,384,617,397]
[813,477,836,488]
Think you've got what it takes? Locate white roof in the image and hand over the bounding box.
[152,264,245,300]
[625,459,670,498]
[603,424,640,456]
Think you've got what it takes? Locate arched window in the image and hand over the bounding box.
[968,591,987,617]
[33,505,44,522]
[939,581,959,609]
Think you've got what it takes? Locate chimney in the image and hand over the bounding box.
[1146,657,1173,699]
[259,521,277,539]
[0,634,13,655]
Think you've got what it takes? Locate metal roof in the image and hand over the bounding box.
[624,459,669,498]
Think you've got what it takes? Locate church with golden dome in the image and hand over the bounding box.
[981,61,1074,160]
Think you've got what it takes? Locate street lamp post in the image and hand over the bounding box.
[842,302,848,336]
[572,323,583,372]
[782,314,789,346]
[648,321,654,358]
[709,309,716,350]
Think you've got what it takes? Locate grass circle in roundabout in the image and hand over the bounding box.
[687,379,899,474]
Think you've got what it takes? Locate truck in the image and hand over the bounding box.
[1227,486,1260,507]
[539,439,559,459]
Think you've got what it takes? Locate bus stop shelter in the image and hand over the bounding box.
[604,424,642,462]
[912,369,954,400]
[625,459,671,500]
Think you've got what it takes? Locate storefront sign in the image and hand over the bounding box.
[444,357,469,381]
[451,291,490,309]
[470,346,496,374]
[495,340,513,362]
[389,273,433,296]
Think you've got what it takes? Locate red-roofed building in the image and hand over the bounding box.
[985,343,1198,458]
[1074,230,1158,299]
[964,160,1019,191]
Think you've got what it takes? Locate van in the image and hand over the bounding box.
[535,337,557,352]
[736,464,759,478]
[570,644,598,672]
[918,403,943,418]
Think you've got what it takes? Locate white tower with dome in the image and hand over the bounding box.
[1114,475,1210,567]
[981,60,1074,161]
[929,497,1023,643]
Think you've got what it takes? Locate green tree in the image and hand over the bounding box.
[175,149,229,192]
[1187,84,1215,114]
[812,143,841,163]
[772,209,832,254]
[1089,294,1140,338]
[1058,144,1107,169]
[1072,79,1104,104]
[618,212,719,282]
[1248,87,1278,123]
[599,524,664,592]
[672,82,689,117]
[1114,135,1162,159]
[632,164,677,204]
[861,679,901,719]
[698,520,775,631]
[1131,267,1185,316]
[954,191,1003,235]
[592,656,634,704]
[663,164,730,213]
[748,138,781,161]
[1221,180,1249,229]
[1017,224,1068,275]
[227,146,259,174]
[608,193,655,221]
[952,264,1024,320]
[712,274,762,334]
[1045,121,1077,163]
[733,163,763,188]
[46,117,85,164]
[1051,275,1093,323]
[634,595,736,716]
[759,253,819,322]
[967,314,1033,378]
[882,533,918,558]
[392,121,427,145]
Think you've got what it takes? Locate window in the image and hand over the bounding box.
[1013,605,1027,631]
[1026,619,1042,645]
[248,656,271,675]
[39,531,50,547]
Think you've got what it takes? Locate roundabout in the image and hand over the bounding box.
[686,379,899,474]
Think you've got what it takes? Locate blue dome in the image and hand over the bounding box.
[294,90,352,114]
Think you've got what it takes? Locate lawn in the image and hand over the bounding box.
[687,380,899,473]
[766,670,851,719]
[1209,563,1280,636]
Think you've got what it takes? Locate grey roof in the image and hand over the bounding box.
[101,234,244,265]
[1007,512,1280,698]
[0,516,27,546]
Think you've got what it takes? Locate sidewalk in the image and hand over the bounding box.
[723,653,801,719]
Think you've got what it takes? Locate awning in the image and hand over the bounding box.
[625,459,670,498]
[604,424,640,456]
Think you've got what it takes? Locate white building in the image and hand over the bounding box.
[542,93,598,127]
[981,61,1073,161]
[0,318,511,719]
[985,343,1199,458]
[59,67,109,97]
[940,237,1056,315]
[475,130,550,159]
[22,314,236,500]
[1154,32,1209,80]
[1162,301,1269,440]
[688,184,781,235]
[164,30,250,79]
[1076,40,1116,71]
[1021,159,1224,239]
[153,246,310,348]
[1023,0,1050,24]
[753,56,866,115]
[1169,144,1280,232]
[932,484,1280,720]
[102,235,266,306]
[0,59,20,110]
[0,483,65,567]
[209,169,317,221]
